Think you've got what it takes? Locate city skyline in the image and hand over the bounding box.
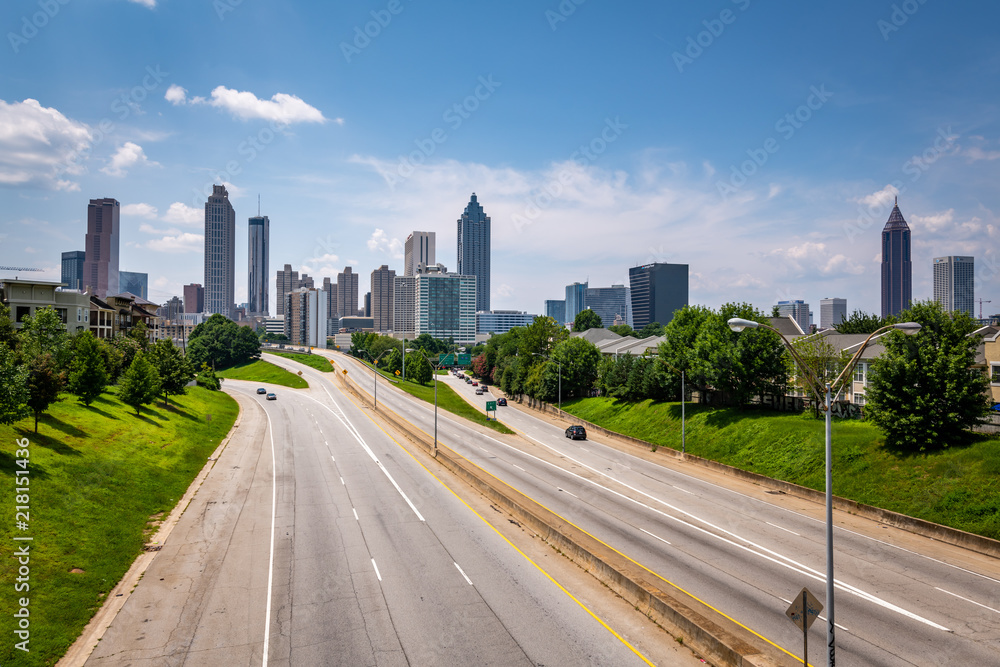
[1,2,998,318]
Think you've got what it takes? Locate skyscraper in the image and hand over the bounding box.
[275,264,298,316]
[371,265,396,331]
[881,198,912,319]
[204,185,236,319]
[415,265,477,344]
[628,263,688,329]
[83,198,120,298]
[404,231,436,277]
[322,276,338,320]
[393,275,416,334]
[776,299,810,334]
[248,215,269,316]
[337,266,359,319]
[457,193,491,312]
[565,282,588,324]
[183,283,204,313]
[61,250,85,290]
[820,298,848,330]
[119,271,148,299]
[933,256,975,317]
[544,299,566,325]
[585,285,631,328]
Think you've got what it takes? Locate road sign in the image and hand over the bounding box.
[439,353,472,366]
[786,587,823,667]
[486,401,497,411]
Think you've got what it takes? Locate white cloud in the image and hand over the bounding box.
[963,146,1000,162]
[121,203,158,218]
[164,84,187,105]
[767,242,864,277]
[162,202,202,225]
[128,0,157,7]
[497,284,514,297]
[856,183,899,209]
[911,209,954,232]
[101,142,158,177]
[366,229,404,259]
[193,86,327,124]
[0,98,92,191]
[145,232,203,253]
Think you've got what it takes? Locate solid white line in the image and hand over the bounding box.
[454,562,473,586]
[639,527,671,546]
[340,477,345,485]
[673,485,695,495]
[372,558,382,581]
[513,464,526,472]
[330,455,335,463]
[353,507,359,521]
[766,521,801,536]
[935,587,1000,614]
[261,408,278,667]
[558,487,579,498]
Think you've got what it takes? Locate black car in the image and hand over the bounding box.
[565,425,587,440]
[497,397,507,406]
[256,387,267,395]
[266,393,277,401]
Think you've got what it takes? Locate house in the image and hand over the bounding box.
[0,278,91,333]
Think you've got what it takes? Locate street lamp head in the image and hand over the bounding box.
[405,348,415,352]
[893,321,922,332]
[727,317,760,333]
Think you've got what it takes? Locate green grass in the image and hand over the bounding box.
[354,360,514,435]
[263,350,334,373]
[0,386,239,666]
[562,397,1000,540]
[218,358,308,388]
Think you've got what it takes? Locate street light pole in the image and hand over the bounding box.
[408,347,439,457]
[726,317,920,667]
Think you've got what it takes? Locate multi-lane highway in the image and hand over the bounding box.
[86,356,694,666]
[323,350,1000,666]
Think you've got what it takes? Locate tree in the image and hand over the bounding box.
[0,302,18,352]
[118,351,161,415]
[196,363,221,390]
[127,320,150,350]
[637,321,665,339]
[572,308,603,332]
[0,344,29,425]
[68,332,108,406]
[148,339,195,406]
[26,353,64,433]
[107,335,142,383]
[787,335,851,416]
[471,353,491,382]
[660,305,713,394]
[550,337,601,399]
[405,352,432,385]
[608,324,636,338]
[865,301,989,451]
[834,310,892,334]
[19,306,69,366]
[187,314,259,370]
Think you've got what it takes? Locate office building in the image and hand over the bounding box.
[393,275,416,334]
[61,250,85,291]
[819,298,848,330]
[337,266,359,320]
[119,271,148,300]
[322,276,338,323]
[371,265,395,331]
[248,215,269,316]
[544,299,566,325]
[204,185,236,319]
[776,299,811,334]
[476,310,537,335]
[415,264,476,344]
[565,282,588,323]
[933,256,975,317]
[284,286,328,347]
[363,291,371,317]
[275,264,298,316]
[83,198,120,298]
[629,263,688,329]
[183,283,204,313]
[163,296,184,322]
[404,231,436,277]
[881,197,912,318]
[585,285,631,328]
[456,193,491,312]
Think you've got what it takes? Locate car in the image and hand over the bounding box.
[475,388,484,395]
[472,381,478,386]
[256,388,267,395]
[466,379,472,384]
[565,425,587,440]
[497,397,507,406]
[266,393,277,400]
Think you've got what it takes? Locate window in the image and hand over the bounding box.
[991,363,1000,386]
[854,362,866,384]
[15,306,29,322]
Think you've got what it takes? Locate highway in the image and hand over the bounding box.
[322,350,1000,666]
[86,357,689,666]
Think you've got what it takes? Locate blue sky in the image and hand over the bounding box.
[2,0,998,318]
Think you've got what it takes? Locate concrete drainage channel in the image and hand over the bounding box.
[335,368,787,667]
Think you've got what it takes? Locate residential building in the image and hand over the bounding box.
[544,299,566,325]
[881,197,912,318]
[393,275,416,335]
[371,265,395,332]
[337,266,359,320]
[248,215,269,316]
[415,264,476,344]
[83,197,120,298]
[933,256,975,317]
[820,298,848,330]
[565,282,588,324]
[183,283,204,313]
[456,193,491,312]
[586,284,631,328]
[629,262,689,329]
[92,292,160,342]
[61,250,85,290]
[284,286,328,347]
[204,185,236,319]
[404,231,436,277]
[275,264,298,316]
[777,300,811,335]
[476,310,537,335]
[119,271,148,300]
[0,278,91,333]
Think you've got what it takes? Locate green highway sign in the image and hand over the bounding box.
[486,401,497,411]
[439,353,472,366]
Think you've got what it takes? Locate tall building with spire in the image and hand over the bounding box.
[457,193,491,312]
[248,214,269,316]
[881,197,912,318]
[204,185,236,319]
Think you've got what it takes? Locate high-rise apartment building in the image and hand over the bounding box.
[83,198,120,298]
[393,275,416,334]
[565,282,587,324]
[248,215,269,316]
[284,287,328,347]
[628,263,688,329]
[119,271,148,299]
[544,299,566,325]
[585,285,631,328]
[819,298,847,330]
[415,265,476,344]
[61,250,85,291]
[404,231,436,277]
[337,266,359,320]
[456,193,491,312]
[933,256,975,317]
[275,264,298,316]
[322,276,338,318]
[204,185,236,319]
[371,265,396,331]
[183,283,204,313]
[776,299,811,334]
[881,198,912,318]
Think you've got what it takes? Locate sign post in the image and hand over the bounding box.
[785,587,823,667]
[485,400,497,421]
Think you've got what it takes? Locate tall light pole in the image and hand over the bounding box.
[408,347,439,457]
[727,317,920,667]
[361,349,393,409]
[532,352,562,411]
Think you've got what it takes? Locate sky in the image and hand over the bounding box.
[1,0,999,319]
